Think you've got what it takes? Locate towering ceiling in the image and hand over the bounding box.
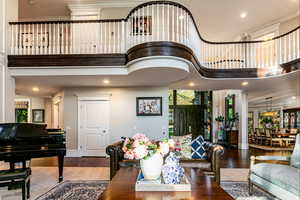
[19,0,300,41]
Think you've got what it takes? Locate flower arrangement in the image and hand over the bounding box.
[122,133,175,160]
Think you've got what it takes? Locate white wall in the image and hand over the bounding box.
[63,87,169,150]
[0,0,18,123]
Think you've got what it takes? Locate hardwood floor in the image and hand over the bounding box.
[220,147,292,168]
[30,148,292,168]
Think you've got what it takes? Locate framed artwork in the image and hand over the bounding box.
[32,109,45,123]
[136,97,162,116]
[21,32,49,48]
[132,16,152,36]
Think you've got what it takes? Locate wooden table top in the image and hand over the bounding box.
[99,167,234,200]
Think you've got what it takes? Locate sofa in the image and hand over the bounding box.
[106,140,224,184]
[249,134,300,200]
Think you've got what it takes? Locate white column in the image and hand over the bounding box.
[0,0,18,123]
[238,91,249,150]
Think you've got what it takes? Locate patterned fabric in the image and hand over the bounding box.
[171,134,192,159]
[36,181,108,200]
[191,135,207,159]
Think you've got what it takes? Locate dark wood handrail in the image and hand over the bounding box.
[8,1,300,46]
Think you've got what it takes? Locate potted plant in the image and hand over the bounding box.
[261,117,273,129]
[122,134,174,180]
[215,116,225,140]
[227,112,239,130]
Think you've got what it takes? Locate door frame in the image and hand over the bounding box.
[77,95,111,157]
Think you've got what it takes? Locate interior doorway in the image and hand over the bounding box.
[78,98,110,157]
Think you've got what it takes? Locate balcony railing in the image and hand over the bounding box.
[8,1,300,71]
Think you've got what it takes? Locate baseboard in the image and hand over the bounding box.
[66,149,81,157]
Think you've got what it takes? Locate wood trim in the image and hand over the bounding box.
[127,42,258,78]
[8,54,127,67]
[280,58,300,73]
[8,41,299,78]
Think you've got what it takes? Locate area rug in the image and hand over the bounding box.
[0,163,110,200]
[249,144,293,151]
[35,180,108,200]
[221,182,277,200]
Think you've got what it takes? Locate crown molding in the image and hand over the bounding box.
[68,0,147,14]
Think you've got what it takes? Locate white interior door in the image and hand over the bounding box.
[79,100,110,157]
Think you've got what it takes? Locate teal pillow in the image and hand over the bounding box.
[290,134,300,168]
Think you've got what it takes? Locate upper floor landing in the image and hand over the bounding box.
[6,1,300,78]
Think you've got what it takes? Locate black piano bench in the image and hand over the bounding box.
[0,168,31,200]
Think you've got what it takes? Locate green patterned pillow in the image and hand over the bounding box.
[171,134,192,159]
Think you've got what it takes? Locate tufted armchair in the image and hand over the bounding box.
[249,134,300,199]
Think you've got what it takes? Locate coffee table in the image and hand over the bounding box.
[99,167,234,200]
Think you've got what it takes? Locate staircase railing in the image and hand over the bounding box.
[8,1,300,71]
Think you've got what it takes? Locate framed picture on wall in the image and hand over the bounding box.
[32,109,45,123]
[136,97,162,116]
[132,16,152,36]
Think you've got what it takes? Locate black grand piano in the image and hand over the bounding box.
[0,123,66,182]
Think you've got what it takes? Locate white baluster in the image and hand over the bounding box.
[161,4,166,41]
[296,28,300,58]
[157,4,159,41]
[166,4,169,42]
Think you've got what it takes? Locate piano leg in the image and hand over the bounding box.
[58,154,64,182]
[10,162,15,170]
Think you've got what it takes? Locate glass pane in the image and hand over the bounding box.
[168,90,174,105]
[15,109,28,123]
[176,90,195,105]
[297,111,300,127]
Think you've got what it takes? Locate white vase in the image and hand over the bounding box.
[140,153,163,180]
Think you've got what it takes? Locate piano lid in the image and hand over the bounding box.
[0,123,48,142]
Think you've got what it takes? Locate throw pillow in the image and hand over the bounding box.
[171,134,192,159]
[191,135,207,159]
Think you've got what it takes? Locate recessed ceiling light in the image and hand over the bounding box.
[241,81,248,86]
[179,15,184,20]
[240,12,247,19]
[292,96,297,100]
[189,82,195,87]
[32,87,40,92]
[103,80,110,84]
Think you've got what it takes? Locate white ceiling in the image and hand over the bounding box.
[15,66,300,108]
[18,0,300,41]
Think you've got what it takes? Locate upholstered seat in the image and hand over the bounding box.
[249,134,300,199]
[0,168,31,181]
[180,159,211,170]
[0,168,31,200]
[251,163,300,196]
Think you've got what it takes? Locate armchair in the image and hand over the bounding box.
[249,134,300,199]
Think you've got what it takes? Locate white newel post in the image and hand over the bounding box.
[238,91,249,150]
[0,0,18,123]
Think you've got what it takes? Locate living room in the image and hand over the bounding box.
[0,0,300,199]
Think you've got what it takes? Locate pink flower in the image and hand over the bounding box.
[133,145,148,159]
[124,150,135,160]
[132,133,149,143]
